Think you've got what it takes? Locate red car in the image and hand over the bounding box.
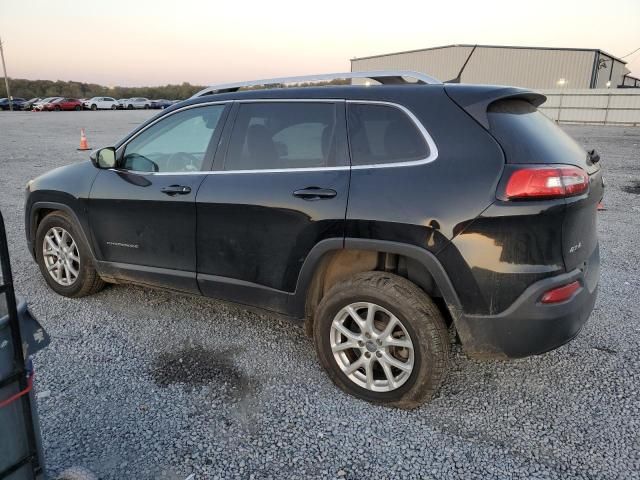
[43,98,82,111]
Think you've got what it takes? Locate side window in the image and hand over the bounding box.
[122,105,225,173]
[225,102,338,171]
[347,103,429,166]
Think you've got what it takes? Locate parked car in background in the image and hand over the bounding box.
[125,97,151,109]
[0,97,27,111]
[83,97,118,110]
[42,98,83,111]
[117,99,129,109]
[22,98,42,110]
[32,97,61,111]
[150,99,173,109]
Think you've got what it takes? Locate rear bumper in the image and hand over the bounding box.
[456,245,599,359]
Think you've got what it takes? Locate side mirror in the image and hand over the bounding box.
[90,147,117,169]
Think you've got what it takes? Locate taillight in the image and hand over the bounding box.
[540,281,581,304]
[502,166,588,200]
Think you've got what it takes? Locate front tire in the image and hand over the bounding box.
[314,272,449,409]
[91,104,97,111]
[35,212,106,297]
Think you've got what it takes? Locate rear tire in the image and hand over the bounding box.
[35,212,106,298]
[313,271,449,409]
[75,105,81,111]
[54,106,61,111]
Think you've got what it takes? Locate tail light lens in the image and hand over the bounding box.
[503,166,588,200]
[541,281,581,304]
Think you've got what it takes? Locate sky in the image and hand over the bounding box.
[1,0,639,86]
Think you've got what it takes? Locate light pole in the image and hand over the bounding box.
[0,36,12,112]
[556,78,568,123]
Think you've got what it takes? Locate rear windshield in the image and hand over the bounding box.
[488,99,587,165]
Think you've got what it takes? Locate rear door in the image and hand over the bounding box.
[89,103,229,292]
[195,100,349,312]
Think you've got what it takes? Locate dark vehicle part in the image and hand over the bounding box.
[0,211,50,480]
[35,211,105,297]
[314,272,449,409]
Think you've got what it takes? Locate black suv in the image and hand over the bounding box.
[25,71,602,408]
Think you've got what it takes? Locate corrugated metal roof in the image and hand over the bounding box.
[351,44,628,65]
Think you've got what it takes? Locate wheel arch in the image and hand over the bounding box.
[28,201,96,260]
[294,238,463,337]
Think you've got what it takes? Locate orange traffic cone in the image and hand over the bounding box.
[77,128,90,151]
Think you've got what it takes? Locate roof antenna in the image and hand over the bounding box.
[446,45,477,84]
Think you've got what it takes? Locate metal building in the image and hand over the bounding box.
[350,44,636,89]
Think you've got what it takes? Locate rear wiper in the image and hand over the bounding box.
[587,149,600,164]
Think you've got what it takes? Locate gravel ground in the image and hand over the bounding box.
[0,111,639,479]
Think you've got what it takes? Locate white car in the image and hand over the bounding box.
[83,97,118,111]
[124,97,151,110]
[33,97,62,111]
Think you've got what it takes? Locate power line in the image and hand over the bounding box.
[620,46,640,59]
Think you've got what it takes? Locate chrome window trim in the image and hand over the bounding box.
[114,99,438,176]
[346,100,438,170]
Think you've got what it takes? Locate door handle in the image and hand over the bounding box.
[293,187,337,200]
[161,185,192,196]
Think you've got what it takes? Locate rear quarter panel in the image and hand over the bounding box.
[345,88,506,290]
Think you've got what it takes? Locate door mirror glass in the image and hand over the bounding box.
[91,147,117,169]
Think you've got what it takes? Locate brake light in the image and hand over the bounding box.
[541,281,581,304]
[503,166,588,200]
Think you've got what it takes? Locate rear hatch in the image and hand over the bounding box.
[486,98,603,272]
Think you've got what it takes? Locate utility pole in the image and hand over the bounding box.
[0,37,13,112]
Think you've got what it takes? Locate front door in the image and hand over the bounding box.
[89,103,229,293]
[196,100,350,312]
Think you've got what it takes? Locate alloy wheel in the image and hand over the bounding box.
[42,227,80,286]
[330,302,414,392]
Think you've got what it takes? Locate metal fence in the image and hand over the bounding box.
[537,89,640,126]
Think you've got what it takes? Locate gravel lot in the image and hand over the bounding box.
[1,110,639,479]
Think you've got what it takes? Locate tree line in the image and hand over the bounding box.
[1,78,205,100]
[1,77,354,100]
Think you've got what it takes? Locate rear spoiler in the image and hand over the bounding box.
[444,85,546,130]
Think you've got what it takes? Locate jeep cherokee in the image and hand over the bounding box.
[24,71,602,408]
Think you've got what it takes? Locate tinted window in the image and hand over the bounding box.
[225,102,338,171]
[347,103,429,166]
[488,99,588,166]
[123,105,225,172]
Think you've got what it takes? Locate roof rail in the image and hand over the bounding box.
[191,70,442,98]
